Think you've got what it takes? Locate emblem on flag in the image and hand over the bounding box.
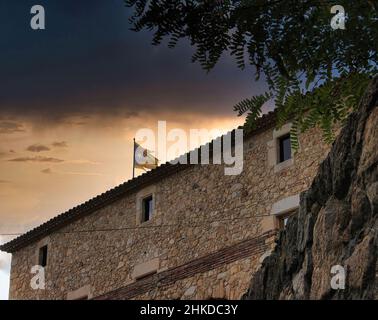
[132,139,159,177]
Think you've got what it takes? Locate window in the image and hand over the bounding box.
[278,134,291,163]
[39,245,48,267]
[142,195,153,222]
[277,215,290,230]
[136,187,156,225]
[268,123,295,172]
[276,210,297,230]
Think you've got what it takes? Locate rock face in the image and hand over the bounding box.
[244,78,378,300]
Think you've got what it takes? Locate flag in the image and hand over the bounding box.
[133,140,159,171]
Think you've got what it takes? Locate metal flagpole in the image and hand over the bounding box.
[132,138,136,179]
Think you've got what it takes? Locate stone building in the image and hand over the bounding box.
[0,111,333,300]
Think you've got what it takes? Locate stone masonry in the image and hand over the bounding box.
[2,114,332,300]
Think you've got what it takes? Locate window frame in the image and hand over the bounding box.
[276,211,294,230]
[270,194,300,230]
[278,134,292,164]
[267,123,296,173]
[136,186,156,226]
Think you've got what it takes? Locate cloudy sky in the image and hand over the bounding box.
[0,0,268,299]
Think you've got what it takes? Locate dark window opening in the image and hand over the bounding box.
[39,245,48,267]
[277,215,290,230]
[277,210,297,230]
[278,134,292,163]
[142,195,153,222]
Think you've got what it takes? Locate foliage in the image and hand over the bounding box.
[125,0,377,148]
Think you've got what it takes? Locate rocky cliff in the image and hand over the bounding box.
[244,78,378,300]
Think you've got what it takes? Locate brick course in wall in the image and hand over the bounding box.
[95,230,276,300]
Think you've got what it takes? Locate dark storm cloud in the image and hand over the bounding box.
[26,144,50,152]
[8,156,64,163]
[0,0,265,121]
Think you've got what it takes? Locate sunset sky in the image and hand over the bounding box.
[0,0,269,299]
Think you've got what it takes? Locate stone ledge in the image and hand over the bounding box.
[132,258,160,280]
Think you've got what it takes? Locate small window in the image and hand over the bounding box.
[39,245,48,267]
[277,210,296,230]
[277,215,290,230]
[142,195,153,223]
[278,134,291,163]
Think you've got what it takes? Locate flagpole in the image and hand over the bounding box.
[132,138,136,179]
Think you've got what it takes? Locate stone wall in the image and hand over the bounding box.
[8,120,331,300]
[95,231,276,300]
[244,78,378,300]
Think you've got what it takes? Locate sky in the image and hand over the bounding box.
[0,0,267,299]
